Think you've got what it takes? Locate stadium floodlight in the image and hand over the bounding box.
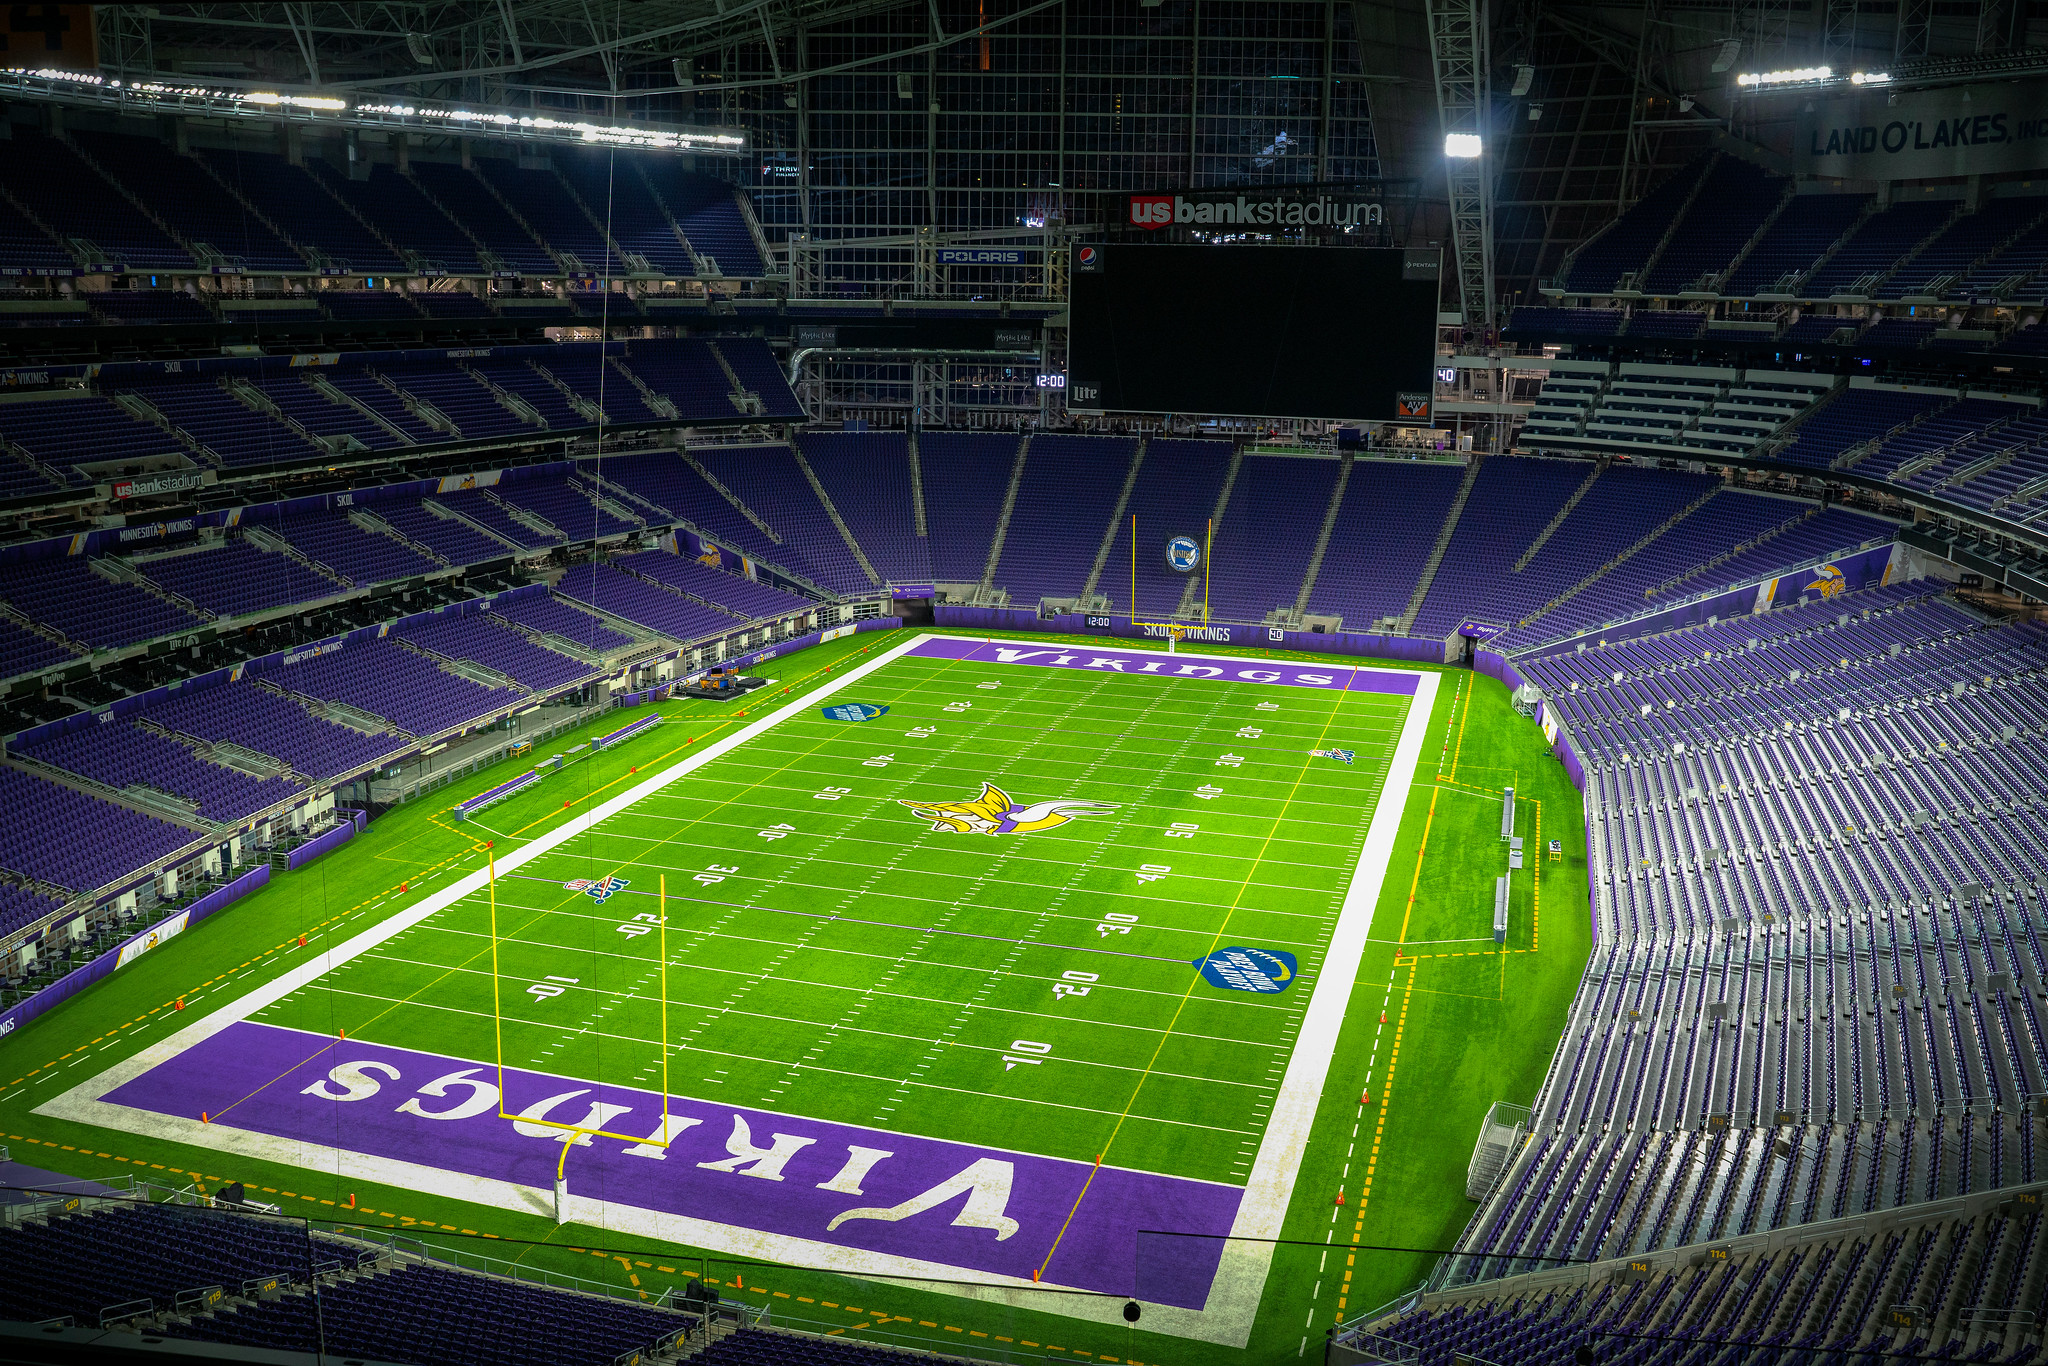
[1444,132,1483,158]
[1851,70,1893,84]
[0,68,753,155]
[244,92,347,111]
[1736,66,1832,87]
[1710,39,1742,74]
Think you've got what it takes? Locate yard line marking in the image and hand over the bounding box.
[363,933,1296,1033]
[1394,787,1440,948]
[595,822,1369,899]
[488,876,1328,956]
[243,987,1272,1137]
[1036,667,1377,1279]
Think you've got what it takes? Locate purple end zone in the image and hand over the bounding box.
[105,1022,1239,1306]
[909,638,1420,695]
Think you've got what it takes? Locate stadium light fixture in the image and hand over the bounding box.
[0,68,748,154]
[1736,66,1831,87]
[1444,132,1483,158]
[1851,70,1893,84]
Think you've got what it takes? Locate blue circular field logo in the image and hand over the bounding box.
[1194,946,1297,993]
[821,703,889,722]
[1165,535,1201,573]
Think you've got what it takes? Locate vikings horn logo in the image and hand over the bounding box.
[899,781,1118,835]
[1805,564,1847,599]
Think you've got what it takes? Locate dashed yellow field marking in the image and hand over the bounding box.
[1340,961,1415,1319]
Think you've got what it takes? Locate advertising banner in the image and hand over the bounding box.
[1786,78,2048,181]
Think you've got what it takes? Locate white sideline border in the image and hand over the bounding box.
[41,632,1439,1348]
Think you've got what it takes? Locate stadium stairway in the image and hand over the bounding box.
[975,433,1032,604]
[704,340,758,416]
[1396,453,1486,634]
[1513,481,1722,633]
[1100,436,1232,619]
[1172,441,1245,619]
[1620,150,1721,292]
[1289,449,1353,621]
[905,429,930,538]
[788,442,882,588]
[1513,462,1605,572]
[1078,433,1148,610]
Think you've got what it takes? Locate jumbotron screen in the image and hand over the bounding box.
[1066,244,1441,422]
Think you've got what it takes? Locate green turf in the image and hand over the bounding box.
[259,646,1410,1189]
[0,627,1589,1366]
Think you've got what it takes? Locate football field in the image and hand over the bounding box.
[46,634,1437,1346]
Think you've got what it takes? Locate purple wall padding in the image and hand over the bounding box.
[1473,648,1527,692]
[0,864,270,1041]
[286,809,367,871]
[1477,645,1590,945]
[930,608,1450,664]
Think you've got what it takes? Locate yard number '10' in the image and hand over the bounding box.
[1003,1039,1051,1071]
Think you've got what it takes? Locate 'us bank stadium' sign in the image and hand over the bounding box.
[1125,189,1382,231]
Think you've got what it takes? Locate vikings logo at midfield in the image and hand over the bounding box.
[899,781,1117,835]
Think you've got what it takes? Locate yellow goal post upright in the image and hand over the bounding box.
[1124,514,1216,651]
[488,854,674,1223]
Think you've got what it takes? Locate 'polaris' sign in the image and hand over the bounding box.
[1127,193,1381,230]
[936,248,1027,265]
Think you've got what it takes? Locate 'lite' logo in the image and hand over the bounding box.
[1129,195,1175,229]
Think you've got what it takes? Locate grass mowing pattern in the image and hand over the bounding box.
[258,645,1410,1194]
[0,629,1589,1365]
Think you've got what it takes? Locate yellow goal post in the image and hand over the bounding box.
[487,857,675,1169]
